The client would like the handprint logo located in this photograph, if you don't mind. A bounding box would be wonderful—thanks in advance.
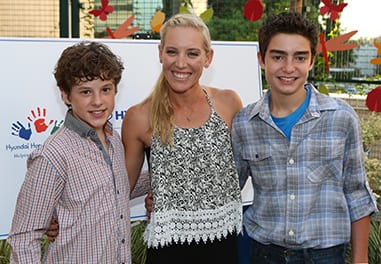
[50,120,64,135]
[10,106,62,141]
[11,121,32,140]
[27,107,53,133]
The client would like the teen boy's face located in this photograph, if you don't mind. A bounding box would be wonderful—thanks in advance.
[61,78,116,136]
[259,33,314,97]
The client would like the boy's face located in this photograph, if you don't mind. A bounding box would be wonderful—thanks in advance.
[61,78,116,137]
[258,33,314,97]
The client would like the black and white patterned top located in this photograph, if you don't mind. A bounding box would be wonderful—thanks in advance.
[144,89,242,248]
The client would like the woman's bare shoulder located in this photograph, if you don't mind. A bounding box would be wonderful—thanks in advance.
[122,101,151,135]
[207,87,243,109]
[125,101,150,120]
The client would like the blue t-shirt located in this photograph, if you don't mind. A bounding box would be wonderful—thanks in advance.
[271,87,311,140]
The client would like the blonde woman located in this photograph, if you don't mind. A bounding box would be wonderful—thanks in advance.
[122,14,243,264]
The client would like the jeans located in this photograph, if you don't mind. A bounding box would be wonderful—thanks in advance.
[238,206,253,264]
[251,239,347,264]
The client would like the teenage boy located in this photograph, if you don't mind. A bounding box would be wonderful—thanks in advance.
[8,41,138,263]
[232,12,378,263]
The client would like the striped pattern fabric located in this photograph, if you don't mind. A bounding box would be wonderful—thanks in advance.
[8,111,132,264]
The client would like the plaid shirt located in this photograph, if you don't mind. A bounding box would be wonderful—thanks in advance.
[232,84,378,249]
[8,111,132,263]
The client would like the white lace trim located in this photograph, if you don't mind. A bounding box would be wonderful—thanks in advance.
[143,201,242,248]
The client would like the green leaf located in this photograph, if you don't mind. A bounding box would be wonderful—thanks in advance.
[318,84,329,95]
[200,8,214,23]
[179,6,191,14]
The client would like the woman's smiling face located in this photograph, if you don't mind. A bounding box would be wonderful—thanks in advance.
[159,26,213,94]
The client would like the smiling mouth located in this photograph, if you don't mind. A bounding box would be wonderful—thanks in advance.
[90,110,105,117]
[279,77,297,81]
[173,71,191,79]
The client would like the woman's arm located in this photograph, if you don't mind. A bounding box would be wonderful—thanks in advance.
[121,104,149,193]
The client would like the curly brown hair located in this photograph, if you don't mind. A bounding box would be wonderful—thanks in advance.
[54,41,124,98]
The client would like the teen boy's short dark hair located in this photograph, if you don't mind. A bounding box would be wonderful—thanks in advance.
[258,12,318,61]
[54,41,124,95]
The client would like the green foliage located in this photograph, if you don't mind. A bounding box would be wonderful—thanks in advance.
[209,16,261,41]
[208,0,260,41]
[81,0,95,38]
[369,217,381,264]
[317,84,330,95]
[199,8,214,24]
[0,240,10,264]
[262,0,290,17]
[360,113,381,151]
[178,0,214,24]
[361,113,381,264]
[131,221,147,264]
[365,157,381,201]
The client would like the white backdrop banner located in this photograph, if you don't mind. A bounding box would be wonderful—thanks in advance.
[0,38,262,238]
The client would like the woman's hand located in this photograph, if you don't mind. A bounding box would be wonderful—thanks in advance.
[45,217,59,242]
[144,190,153,220]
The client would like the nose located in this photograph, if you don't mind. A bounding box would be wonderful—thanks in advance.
[92,91,102,106]
[175,54,186,68]
[283,58,295,73]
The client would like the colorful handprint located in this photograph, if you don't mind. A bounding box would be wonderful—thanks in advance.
[51,120,64,135]
[11,121,32,140]
[27,107,53,133]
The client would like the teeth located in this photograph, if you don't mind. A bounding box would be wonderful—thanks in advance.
[173,72,189,79]
[280,77,295,81]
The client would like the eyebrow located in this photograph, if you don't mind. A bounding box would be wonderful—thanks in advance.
[269,49,310,56]
[165,46,200,50]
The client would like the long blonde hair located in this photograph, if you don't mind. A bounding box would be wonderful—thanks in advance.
[145,13,212,146]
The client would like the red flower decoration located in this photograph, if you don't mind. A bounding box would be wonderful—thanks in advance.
[366,86,381,112]
[320,0,347,21]
[243,0,264,22]
[89,0,114,21]
[317,31,358,73]
[104,15,139,39]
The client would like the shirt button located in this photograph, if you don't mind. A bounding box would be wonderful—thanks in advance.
[290,194,295,200]
[121,238,125,243]
[120,215,123,219]
[288,230,295,236]
[289,159,295,164]
[117,190,120,194]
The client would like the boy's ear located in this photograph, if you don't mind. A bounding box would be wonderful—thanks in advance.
[257,51,265,69]
[309,56,316,70]
[60,89,71,105]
